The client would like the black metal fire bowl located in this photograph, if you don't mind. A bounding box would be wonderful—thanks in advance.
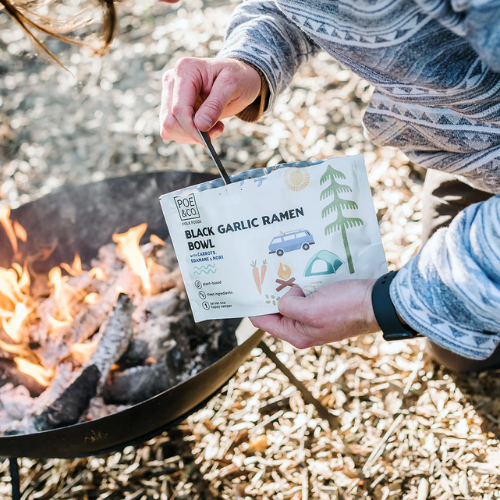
[0,171,264,459]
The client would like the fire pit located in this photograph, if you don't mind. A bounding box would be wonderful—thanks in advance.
[0,171,264,498]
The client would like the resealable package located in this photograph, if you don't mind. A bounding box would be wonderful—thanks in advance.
[160,155,387,322]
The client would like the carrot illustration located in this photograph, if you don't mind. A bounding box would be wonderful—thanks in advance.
[251,260,262,294]
[260,260,267,285]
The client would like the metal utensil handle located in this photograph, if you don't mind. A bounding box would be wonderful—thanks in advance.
[195,127,231,185]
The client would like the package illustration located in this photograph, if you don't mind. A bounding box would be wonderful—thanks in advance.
[160,155,387,322]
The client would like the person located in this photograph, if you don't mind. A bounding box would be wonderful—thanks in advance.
[159,0,500,371]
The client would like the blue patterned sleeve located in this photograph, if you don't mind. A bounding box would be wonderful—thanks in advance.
[413,0,500,72]
[217,0,321,111]
[390,195,500,359]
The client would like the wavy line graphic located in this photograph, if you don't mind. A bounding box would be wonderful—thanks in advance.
[193,265,217,275]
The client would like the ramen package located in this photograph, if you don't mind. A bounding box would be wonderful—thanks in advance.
[160,155,387,322]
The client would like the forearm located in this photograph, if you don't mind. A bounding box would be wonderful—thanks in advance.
[218,0,320,117]
[391,195,500,359]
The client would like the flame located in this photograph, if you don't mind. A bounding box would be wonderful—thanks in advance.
[2,302,29,343]
[278,263,292,280]
[0,267,29,306]
[84,292,100,305]
[60,253,83,277]
[13,221,27,242]
[70,340,97,364]
[89,267,107,281]
[48,267,73,322]
[12,263,30,293]
[0,338,31,357]
[0,264,31,342]
[113,223,151,294]
[150,234,166,246]
[0,205,18,255]
[0,215,163,389]
[47,314,72,335]
[147,257,166,275]
[14,358,54,386]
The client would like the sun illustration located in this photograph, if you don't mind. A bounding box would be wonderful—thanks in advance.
[284,168,310,191]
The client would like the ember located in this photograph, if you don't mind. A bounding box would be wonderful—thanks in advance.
[0,210,236,435]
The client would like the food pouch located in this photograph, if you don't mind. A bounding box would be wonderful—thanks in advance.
[160,155,387,322]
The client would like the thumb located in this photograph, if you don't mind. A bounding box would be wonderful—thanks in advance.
[194,74,239,131]
[278,285,311,321]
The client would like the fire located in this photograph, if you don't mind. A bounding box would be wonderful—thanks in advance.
[0,205,18,255]
[48,267,73,322]
[47,314,72,334]
[70,340,98,364]
[13,221,27,242]
[278,262,292,280]
[60,253,83,277]
[2,302,29,343]
[84,292,100,305]
[89,267,107,281]
[150,234,166,246]
[113,223,151,294]
[0,338,31,357]
[0,206,166,391]
[0,263,32,343]
[12,263,30,292]
[0,267,28,308]
[14,358,54,386]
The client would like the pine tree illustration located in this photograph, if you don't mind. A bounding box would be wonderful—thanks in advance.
[320,164,363,274]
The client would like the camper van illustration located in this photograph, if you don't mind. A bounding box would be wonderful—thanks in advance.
[268,229,315,256]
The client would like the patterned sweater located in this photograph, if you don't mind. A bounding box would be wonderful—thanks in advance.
[218,0,500,359]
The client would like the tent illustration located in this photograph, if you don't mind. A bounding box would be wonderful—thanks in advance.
[304,250,344,277]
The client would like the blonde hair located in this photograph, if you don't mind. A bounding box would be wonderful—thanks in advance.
[0,0,117,66]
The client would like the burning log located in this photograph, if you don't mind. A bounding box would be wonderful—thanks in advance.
[35,268,140,368]
[0,359,46,396]
[118,339,149,368]
[151,269,183,295]
[32,294,134,431]
[0,208,237,435]
[102,363,170,405]
[32,365,100,431]
[134,315,189,366]
[133,287,182,323]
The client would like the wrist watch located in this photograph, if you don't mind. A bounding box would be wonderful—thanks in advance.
[372,271,422,341]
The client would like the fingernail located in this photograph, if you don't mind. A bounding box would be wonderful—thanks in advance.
[196,114,213,130]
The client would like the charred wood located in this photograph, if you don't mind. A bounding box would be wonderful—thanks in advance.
[32,365,100,431]
[32,294,134,431]
[0,359,46,396]
[102,363,170,405]
[133,288,181,323]
[118,339,150,368]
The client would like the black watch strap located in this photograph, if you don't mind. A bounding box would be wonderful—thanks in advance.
[372,271,422,341]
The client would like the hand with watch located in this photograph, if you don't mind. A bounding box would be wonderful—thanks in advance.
[250,272,421,349]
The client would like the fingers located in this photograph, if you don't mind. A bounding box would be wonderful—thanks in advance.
[193,71,239,132]
[250,313,283,333]
[250,314,314,350]
[171,59,204,143]
[161,58,263,145]
[162,59,230,144]
[277,285,318,324]
[160,69,199,144]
